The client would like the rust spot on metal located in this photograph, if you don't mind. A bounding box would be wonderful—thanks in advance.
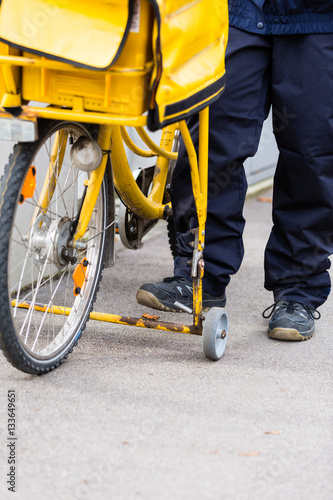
[115,315,202,335]
[142,313,160,320]
[153,166,161,177]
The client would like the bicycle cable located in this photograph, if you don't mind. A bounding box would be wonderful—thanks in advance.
[82,217,118,244]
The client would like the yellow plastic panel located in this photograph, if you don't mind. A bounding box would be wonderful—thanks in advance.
[0,0,131,69]
[148,0,228,129]
[22,63,152,116]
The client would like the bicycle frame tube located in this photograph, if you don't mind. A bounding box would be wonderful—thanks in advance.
[120,126,156,158]
[38,130,68,214]
[120,123,178,206]
[198,107,209,227]
[135,127,178,161]
[111,125,166,220]
[178,107,209,329]
[72,123,178,244]
[148,123,178,205]
[73,124,112,245]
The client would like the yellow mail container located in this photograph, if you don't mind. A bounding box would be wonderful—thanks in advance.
[0,0,228,129]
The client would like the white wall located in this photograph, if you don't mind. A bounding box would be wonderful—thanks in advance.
[244,110,278,186]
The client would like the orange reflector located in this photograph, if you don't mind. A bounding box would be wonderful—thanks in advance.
[73,258,89,296]
[19,166,36,204]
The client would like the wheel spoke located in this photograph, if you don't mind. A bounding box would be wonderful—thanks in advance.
[20,244,53,342]
[31,267,67,352]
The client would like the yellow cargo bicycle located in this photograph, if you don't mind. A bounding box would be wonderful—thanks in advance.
[0,0,229,374]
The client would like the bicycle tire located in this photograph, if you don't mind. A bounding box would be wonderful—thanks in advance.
[166,217,178,259]
[0,119,110,374]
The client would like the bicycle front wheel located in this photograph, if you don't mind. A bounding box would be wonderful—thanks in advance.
[0,119,109,374]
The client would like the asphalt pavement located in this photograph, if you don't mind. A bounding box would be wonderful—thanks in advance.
[0,190,332,500]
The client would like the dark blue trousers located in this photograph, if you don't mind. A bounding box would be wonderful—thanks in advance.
[172,27,333,309]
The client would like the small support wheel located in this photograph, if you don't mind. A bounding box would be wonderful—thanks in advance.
[202,307,229,361]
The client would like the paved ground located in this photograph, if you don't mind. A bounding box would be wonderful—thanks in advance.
[0,191,332,500]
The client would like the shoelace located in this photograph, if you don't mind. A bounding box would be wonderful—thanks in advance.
[262,300,321,320]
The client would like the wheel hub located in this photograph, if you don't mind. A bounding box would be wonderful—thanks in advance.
[30,215,76,268]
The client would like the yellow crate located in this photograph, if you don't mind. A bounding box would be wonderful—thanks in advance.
[21,0,153,116]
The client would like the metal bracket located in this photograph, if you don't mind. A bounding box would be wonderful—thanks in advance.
[190,228,203,278]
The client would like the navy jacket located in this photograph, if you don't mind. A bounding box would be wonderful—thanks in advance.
[229,0,333,35]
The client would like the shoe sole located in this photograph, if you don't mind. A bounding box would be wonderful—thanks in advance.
[136,290,181,312]
[268,327,313,341]
[136,290,219,313]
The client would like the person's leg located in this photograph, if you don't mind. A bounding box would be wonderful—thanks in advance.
[137,28,272,312]
[172,28,272,297]
[266,33,333,309]
[264,33,333,339]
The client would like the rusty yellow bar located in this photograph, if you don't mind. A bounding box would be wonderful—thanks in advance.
[179,109,210,329]
[12,301,200,335]
[90,312,198,334]
[191,109,210,327]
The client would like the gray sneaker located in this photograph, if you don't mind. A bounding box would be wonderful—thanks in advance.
[136,276,226,313]
[263,300,321,341]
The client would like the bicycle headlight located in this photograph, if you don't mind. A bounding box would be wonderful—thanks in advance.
[70,136,103,172]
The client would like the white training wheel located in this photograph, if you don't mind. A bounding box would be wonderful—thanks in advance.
[202,307,229,361]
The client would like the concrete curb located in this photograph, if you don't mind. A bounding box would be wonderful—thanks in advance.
[246,177,273,199]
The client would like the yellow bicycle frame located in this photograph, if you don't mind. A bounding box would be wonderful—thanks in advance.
[0,39,210,334]
[13,108,209,334]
